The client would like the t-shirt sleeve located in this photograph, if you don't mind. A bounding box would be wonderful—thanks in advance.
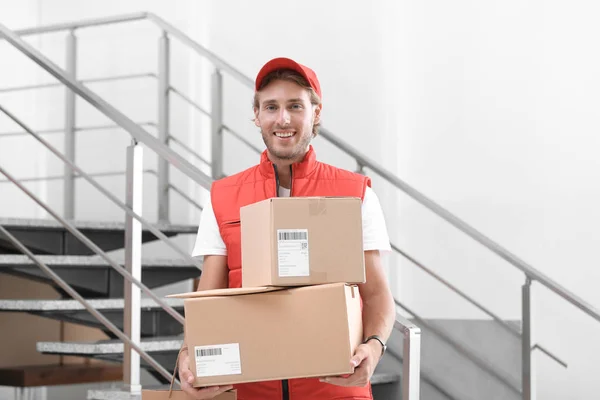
[361,186,392,253]
[191,197,227,257]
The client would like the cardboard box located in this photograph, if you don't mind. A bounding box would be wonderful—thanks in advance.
[240,197,365,287]
[168,282,363,387]
[142,389,236,399]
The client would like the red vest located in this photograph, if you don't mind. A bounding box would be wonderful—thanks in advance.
[211,146,373,400]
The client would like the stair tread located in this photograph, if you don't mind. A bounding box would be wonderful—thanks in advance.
[0,297,184,311]
[37,336,183,354]
[370,371,401,385]
[0,254,198,268]
[0,217,197,233]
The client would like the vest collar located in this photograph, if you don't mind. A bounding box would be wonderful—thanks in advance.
[258,145,318,179]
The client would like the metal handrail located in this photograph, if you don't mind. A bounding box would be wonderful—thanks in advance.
[13,12,149,36]
[0,104,202,271]
[0,21,213,191]
[167,135,211,167]
[394,313,421,400]
[6,14,600,325]
[5,12,596,397]
[0,164,185,326]
[168,86,263,155]
[0,72,156,94]
[168,86,211,118]
[0,224,176,383]
[0,122,156,138]
[392,243,568,368]
[0,169,155,184]
[142,13,600,323]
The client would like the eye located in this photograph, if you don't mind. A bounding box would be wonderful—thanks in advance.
[265,105,277,111]
[290,103,303,110]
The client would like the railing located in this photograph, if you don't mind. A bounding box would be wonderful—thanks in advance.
[3,11,600,400]
[0,17,424,400]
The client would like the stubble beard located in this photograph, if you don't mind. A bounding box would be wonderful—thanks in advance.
[261,129,313,161]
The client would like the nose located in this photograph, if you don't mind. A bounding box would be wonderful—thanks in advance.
[276,108,291,126]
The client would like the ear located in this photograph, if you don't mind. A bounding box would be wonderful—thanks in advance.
[313,104,322,125]
[253,107,261,127]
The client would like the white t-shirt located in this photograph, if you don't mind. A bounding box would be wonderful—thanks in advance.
[191,186,392,257]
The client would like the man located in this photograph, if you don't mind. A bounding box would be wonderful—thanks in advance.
[178,57,396,400]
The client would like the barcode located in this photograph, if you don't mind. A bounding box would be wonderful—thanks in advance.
[278,231,308,241]
[196,348,222,357]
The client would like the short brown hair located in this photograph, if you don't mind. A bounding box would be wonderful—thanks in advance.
[253,69,322,137]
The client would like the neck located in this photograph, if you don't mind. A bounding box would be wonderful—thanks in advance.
[268,150,307,189]
[271,159,293,189]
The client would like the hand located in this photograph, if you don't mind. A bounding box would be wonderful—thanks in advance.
[178,347,234,399]
[319,341,382,387]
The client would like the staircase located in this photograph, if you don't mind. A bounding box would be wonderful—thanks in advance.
[1,11,599,400]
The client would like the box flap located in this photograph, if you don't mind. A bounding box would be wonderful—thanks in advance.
[166,286,284,299]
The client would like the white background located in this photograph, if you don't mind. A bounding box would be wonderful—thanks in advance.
[0,1,598,399]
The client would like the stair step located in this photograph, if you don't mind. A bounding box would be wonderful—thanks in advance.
[0,297,184,312]
[369,371,400,385]
[0,255,201,298]
[0,254,196,268]
[0,217,196,233]
[37,336,183,355]
[0,363,122,387]
[0,298,185,337]
[0,217,197,256]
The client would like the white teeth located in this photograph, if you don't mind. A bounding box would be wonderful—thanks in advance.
[275,132,294,138]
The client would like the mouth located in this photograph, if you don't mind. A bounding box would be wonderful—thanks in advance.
[273,131,296,139]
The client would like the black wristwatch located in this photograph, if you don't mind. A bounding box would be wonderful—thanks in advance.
[363,335,386,356]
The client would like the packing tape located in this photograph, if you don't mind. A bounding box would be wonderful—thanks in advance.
[308,198,327,216]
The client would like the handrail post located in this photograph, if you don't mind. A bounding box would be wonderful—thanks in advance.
[355,160,365,175]
[522,277,536,400]
[401,323,421,399]
[157,31,170,223]
[124,140,143,394]
[63,29,77,219]
[211,69,223,179]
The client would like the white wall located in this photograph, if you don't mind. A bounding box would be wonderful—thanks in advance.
[388,1,600,399]
[1,1,599,399]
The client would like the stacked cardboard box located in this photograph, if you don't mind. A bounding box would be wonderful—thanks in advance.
[170,197,366,390]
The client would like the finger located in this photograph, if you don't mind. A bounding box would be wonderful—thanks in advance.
[195,385,234,399]
[212,385,235,396]
[320,376,352,387]
[321,367,368,387]
[351,345,370,367]
[181,369,195,384]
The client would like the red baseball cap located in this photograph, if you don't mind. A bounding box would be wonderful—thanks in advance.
[255,57,322,100]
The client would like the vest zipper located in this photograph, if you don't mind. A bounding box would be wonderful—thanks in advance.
[289,165,293,196]
[282,379,290,400]
[273,163,290,399]
[273,164,281,197]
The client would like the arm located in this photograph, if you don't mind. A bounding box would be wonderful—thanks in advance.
[195,255,229,291]
[321,250,396,387]
[359,250,396,353]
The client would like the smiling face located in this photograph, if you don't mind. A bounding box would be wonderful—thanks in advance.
[253,75,322,163]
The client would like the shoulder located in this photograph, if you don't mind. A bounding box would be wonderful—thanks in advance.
[315,161,371,183]
[211,164,265,192]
